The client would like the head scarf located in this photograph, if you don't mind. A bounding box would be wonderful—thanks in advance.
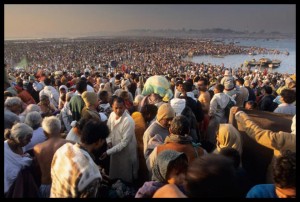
[152,150,187,183]
[142,75,173,102]
[216,124,242,156]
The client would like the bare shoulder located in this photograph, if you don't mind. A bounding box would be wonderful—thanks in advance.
[153,184,187,198]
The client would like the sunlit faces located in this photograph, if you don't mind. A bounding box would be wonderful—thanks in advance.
[160,117,174,128]
[198,81,207,91]
[177,84,184,93]
[59,88,66,94]
[112,101,126,117]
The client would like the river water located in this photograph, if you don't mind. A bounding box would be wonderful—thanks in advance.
[186,38,295,74]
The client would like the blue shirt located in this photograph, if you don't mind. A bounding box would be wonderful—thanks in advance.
[246,184,278,198]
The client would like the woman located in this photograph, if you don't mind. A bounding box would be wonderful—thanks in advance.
[4,123,33,194]
[135,150,188,198]
[214,123,243,161]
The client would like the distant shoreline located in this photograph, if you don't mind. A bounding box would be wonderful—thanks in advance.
[5,33,295,42]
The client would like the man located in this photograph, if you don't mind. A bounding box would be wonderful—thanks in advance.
[197,77,211,140]
[258,85,277,112]
[50,119,109,198]
[33,116,69,198]
[235,77,249,107]
[27,75,40,103]
[179,81,204,124]
[148,115,206,174]
[81,91,101,121]
[100,97,138,183]
[197,78,211,114]
[244,79,256,102]
[174,80,184,98]
[232,107,295,183]
[246,150,296,198]
[143,103,175,160]
[206,84,236,150]
[220,69,236,98]
[69,79,87,121]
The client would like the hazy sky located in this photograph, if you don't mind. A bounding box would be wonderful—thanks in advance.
[5,4,295,39]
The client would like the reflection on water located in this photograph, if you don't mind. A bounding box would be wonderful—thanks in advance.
[187,38,295,74]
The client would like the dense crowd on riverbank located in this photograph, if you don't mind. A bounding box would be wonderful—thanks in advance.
[4,37,296,198]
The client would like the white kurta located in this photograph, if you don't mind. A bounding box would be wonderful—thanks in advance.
[106,111,138,183]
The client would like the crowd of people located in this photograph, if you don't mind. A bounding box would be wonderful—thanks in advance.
[4,37,296,198]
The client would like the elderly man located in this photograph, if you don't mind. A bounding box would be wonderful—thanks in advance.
[4,97,23,129]
[33,116,69,198]
[143,103,175,161]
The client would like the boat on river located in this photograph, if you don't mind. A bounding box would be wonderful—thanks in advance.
[244,58,281,68]
[258,57,272,66]
[271,59,282,68]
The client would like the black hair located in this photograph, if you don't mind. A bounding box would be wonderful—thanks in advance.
[76,80,87,94]
[219,147,241,169]
[98,90,108,100]
[214,84,225,93]
[273,150,296,189]
[183,81,193,92]
[141,104,158,122]
[185,154,238,197]
[263,85,272,94]
[198,77,208,86]
[113,96,125,105]
[236,78,244,85]
[44,77,52,86]
[80,120,109,145]
[280,89,296,104]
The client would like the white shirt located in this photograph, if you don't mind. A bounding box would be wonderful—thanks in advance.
[22,127,47,152]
